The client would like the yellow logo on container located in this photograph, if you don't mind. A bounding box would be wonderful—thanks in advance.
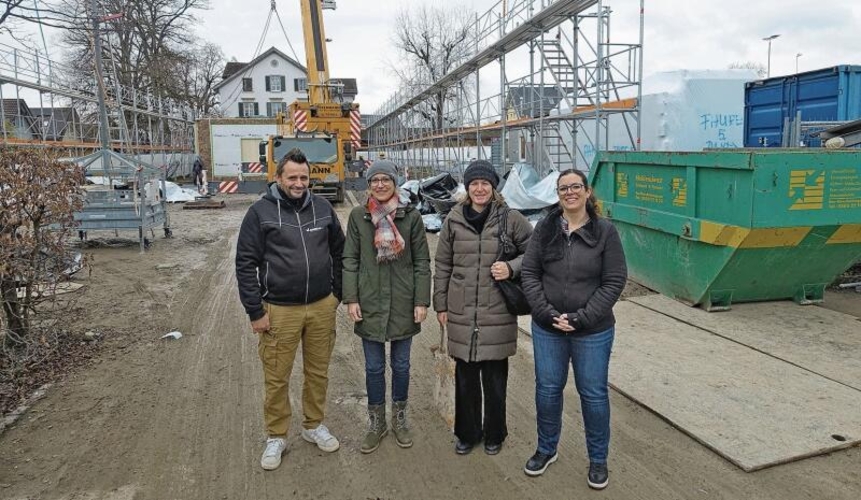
[616,173,629,197]
[672,178,687,207]
[789,170,825,210]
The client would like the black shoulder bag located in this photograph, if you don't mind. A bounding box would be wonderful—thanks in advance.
[494,209,531,315]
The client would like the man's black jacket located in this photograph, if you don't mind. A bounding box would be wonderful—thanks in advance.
[235,183,345,321]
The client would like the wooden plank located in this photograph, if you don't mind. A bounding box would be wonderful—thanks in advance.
[628,295,861,391]
[182,200,226,210]
[611,300,861,472]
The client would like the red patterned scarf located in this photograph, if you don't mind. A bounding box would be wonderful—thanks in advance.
[368,195,405,262]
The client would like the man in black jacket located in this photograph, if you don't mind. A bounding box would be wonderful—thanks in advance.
[235,148,345,471]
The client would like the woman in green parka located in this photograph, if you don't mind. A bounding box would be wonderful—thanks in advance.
[342,159,431,454]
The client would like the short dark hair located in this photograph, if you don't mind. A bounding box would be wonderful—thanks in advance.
[276,148,309,176]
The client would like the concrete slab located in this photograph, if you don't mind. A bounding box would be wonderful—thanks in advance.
[628,295,861,391]
[611,300,861,472]
[517,315,532,336]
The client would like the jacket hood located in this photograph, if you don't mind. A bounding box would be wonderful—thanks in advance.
[541,206,599,248]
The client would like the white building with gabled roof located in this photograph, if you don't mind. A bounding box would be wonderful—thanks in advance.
[214,47,308,118]
[214,46,359,118]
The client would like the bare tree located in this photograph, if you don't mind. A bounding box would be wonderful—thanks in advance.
[392,5,474,131]
[164,42,224,116]
[0,148,85,348]
[59,0,209,103]
[729,61,767,78]
[0,0,27,28]
[0,0,80,38]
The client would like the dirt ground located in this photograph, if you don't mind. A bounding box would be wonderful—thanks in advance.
[0,194,859,500]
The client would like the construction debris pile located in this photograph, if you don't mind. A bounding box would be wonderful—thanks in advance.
[399,164,560,232]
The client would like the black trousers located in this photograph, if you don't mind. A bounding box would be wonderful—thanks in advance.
[454,358,509,445]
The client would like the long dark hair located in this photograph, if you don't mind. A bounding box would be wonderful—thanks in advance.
[557,169,601,219]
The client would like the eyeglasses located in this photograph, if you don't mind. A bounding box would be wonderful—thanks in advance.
[557,183,585,194]
[369,177,393,186]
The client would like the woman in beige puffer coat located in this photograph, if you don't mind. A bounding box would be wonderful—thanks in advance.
[433,160,532,456]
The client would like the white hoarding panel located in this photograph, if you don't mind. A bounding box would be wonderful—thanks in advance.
[210,124,277,177]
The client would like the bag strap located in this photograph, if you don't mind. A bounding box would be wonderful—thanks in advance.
[496,207,510,261]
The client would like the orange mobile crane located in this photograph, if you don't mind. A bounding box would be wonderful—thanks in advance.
[260,0,361,203]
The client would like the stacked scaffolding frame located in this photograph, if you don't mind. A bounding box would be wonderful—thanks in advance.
[0,40,195,176]
[367,0,643,178]
[0,2,196,251]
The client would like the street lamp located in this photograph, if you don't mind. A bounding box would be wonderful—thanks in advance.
[763,34,780,78]
[796,53,803,74]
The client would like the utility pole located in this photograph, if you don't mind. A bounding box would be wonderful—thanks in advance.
[763,34,780,78]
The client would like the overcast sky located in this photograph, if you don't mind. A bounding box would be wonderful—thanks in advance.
[5,0,861,113]
[194,0,861,112]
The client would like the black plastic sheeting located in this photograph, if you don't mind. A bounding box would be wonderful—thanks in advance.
[398,169,554,232]
[418,173,460,215]
[399,173,462,216]
[396,174,462,233]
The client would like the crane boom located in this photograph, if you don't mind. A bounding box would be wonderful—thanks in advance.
[261,0,362,204]
[300,0,331,105]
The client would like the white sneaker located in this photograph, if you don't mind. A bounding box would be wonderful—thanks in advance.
[260,437,287,470]
[301,424,340,452]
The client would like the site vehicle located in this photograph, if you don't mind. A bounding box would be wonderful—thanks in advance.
[260,0,361,203]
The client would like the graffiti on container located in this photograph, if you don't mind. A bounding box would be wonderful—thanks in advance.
[700,113,742,149]
[700,114,743,130]
[634,174,665,204]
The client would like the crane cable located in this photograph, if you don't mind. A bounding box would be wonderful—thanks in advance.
[218,3,276,110]
[220,1,305,113]
[273,5,302,65]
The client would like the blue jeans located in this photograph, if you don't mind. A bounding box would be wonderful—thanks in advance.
[362,337,413,406]
[532,322,614,464]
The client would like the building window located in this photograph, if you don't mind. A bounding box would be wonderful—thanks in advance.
[238,102,259,117]
[294,78,308,92]
[267,102,286,117]
[242,78,253,92]
[266,75,286,93]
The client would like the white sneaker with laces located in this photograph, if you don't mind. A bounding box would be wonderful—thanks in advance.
[260,437,287,470]
[301,424,340,452]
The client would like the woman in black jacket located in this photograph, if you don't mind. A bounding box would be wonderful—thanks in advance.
[520,169,627,489]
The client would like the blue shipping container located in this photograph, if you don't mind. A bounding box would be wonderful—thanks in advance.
[744,65,861,147]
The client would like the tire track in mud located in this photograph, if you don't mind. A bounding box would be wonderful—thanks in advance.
[3,198,860,500]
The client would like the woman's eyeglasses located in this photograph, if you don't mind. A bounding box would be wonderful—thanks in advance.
[557,183,585,194]
[369,177,394,186]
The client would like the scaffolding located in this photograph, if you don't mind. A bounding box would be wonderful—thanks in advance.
[0,2,197,251]
[0,36,195,177]
[366,0,643,178]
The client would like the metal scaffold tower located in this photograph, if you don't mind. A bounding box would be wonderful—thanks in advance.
[366,0,644,178]
[0,0,197,252]
[0,4,196,177]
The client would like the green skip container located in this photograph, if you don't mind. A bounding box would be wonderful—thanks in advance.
[590,150,861,311]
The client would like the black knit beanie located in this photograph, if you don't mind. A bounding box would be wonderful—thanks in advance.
[462,160,499,190]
